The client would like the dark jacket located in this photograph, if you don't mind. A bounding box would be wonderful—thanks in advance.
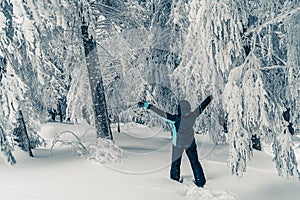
[148,96,213,148]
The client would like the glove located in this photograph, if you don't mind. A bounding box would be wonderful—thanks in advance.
[207,95,213,101]
[138,101,150,109]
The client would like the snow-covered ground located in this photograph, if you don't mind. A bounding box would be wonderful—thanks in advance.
[1,121,300,200]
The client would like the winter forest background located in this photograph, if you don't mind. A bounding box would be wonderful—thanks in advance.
[0,0,300,181]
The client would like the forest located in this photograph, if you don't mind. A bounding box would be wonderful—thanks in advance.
[0,0,300,183]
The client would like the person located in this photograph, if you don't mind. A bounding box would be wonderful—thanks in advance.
[138,95,213,187]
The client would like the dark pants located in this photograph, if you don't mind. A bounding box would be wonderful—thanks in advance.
[170,140,206,187]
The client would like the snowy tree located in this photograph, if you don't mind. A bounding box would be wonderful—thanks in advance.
[114,0,178,125]
[224,54,276,177]
[0,124,16,165]
[273,128,300,180]
[0,0,80,163]
[80,15,112,139]
[33,0,83,116]
[240,0,300,179]
[286,8,300,133]
[171,0,248,143]
[66,0,141,128]
[67,67,95,125]
[81,0,177,128]
[169,0,300,179]
[0,0,44,162]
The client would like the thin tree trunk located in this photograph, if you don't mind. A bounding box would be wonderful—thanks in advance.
[116,114,120,133]
[17,110,34,157]
[81,18,113,140]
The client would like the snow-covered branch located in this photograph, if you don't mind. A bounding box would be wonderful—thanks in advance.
[244,6,300,36]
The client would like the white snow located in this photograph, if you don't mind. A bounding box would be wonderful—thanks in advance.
[0,12,5,31]
[1,122,300,200]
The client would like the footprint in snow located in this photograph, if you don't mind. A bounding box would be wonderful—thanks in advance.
[180,183,237,200]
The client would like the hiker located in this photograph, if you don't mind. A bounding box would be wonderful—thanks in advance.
[138,95,213,187]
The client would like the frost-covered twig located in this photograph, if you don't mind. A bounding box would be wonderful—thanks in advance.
[51,130,88,156]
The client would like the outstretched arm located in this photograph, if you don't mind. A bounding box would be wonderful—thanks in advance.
[192,95,213,117]
[138,102,176,121]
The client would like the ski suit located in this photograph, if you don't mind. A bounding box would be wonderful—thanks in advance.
[144,95,213,187]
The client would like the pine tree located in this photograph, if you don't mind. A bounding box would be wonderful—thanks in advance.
[273,128,300,180]
[0,124,16,165]
[171,0,248,143]
[169,0,300,179]
[1,0,80,163]
[243,0,300,179]
[224,54,275,177]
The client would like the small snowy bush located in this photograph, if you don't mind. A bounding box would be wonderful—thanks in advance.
[88,138,124,164]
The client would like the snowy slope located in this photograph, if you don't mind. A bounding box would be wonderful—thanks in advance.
[1,122,300,200]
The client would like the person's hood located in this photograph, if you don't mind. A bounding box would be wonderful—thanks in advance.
[178,100,191,116]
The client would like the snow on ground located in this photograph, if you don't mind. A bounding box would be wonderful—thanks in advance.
[1,121,300,200]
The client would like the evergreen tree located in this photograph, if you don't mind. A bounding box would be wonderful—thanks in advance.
[0,0,78,163]
[0,124,16,165]
[170,0,300,179]
[242,0,300,179]
[171,0,248,143]
[224,54,275,177]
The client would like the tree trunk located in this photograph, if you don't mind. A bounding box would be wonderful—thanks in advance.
[14,110,34,157]
[81,18,113,140]
[116,114,120,133]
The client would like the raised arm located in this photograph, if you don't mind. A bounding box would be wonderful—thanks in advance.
[138,102,176,121]
[192,95,213,117]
